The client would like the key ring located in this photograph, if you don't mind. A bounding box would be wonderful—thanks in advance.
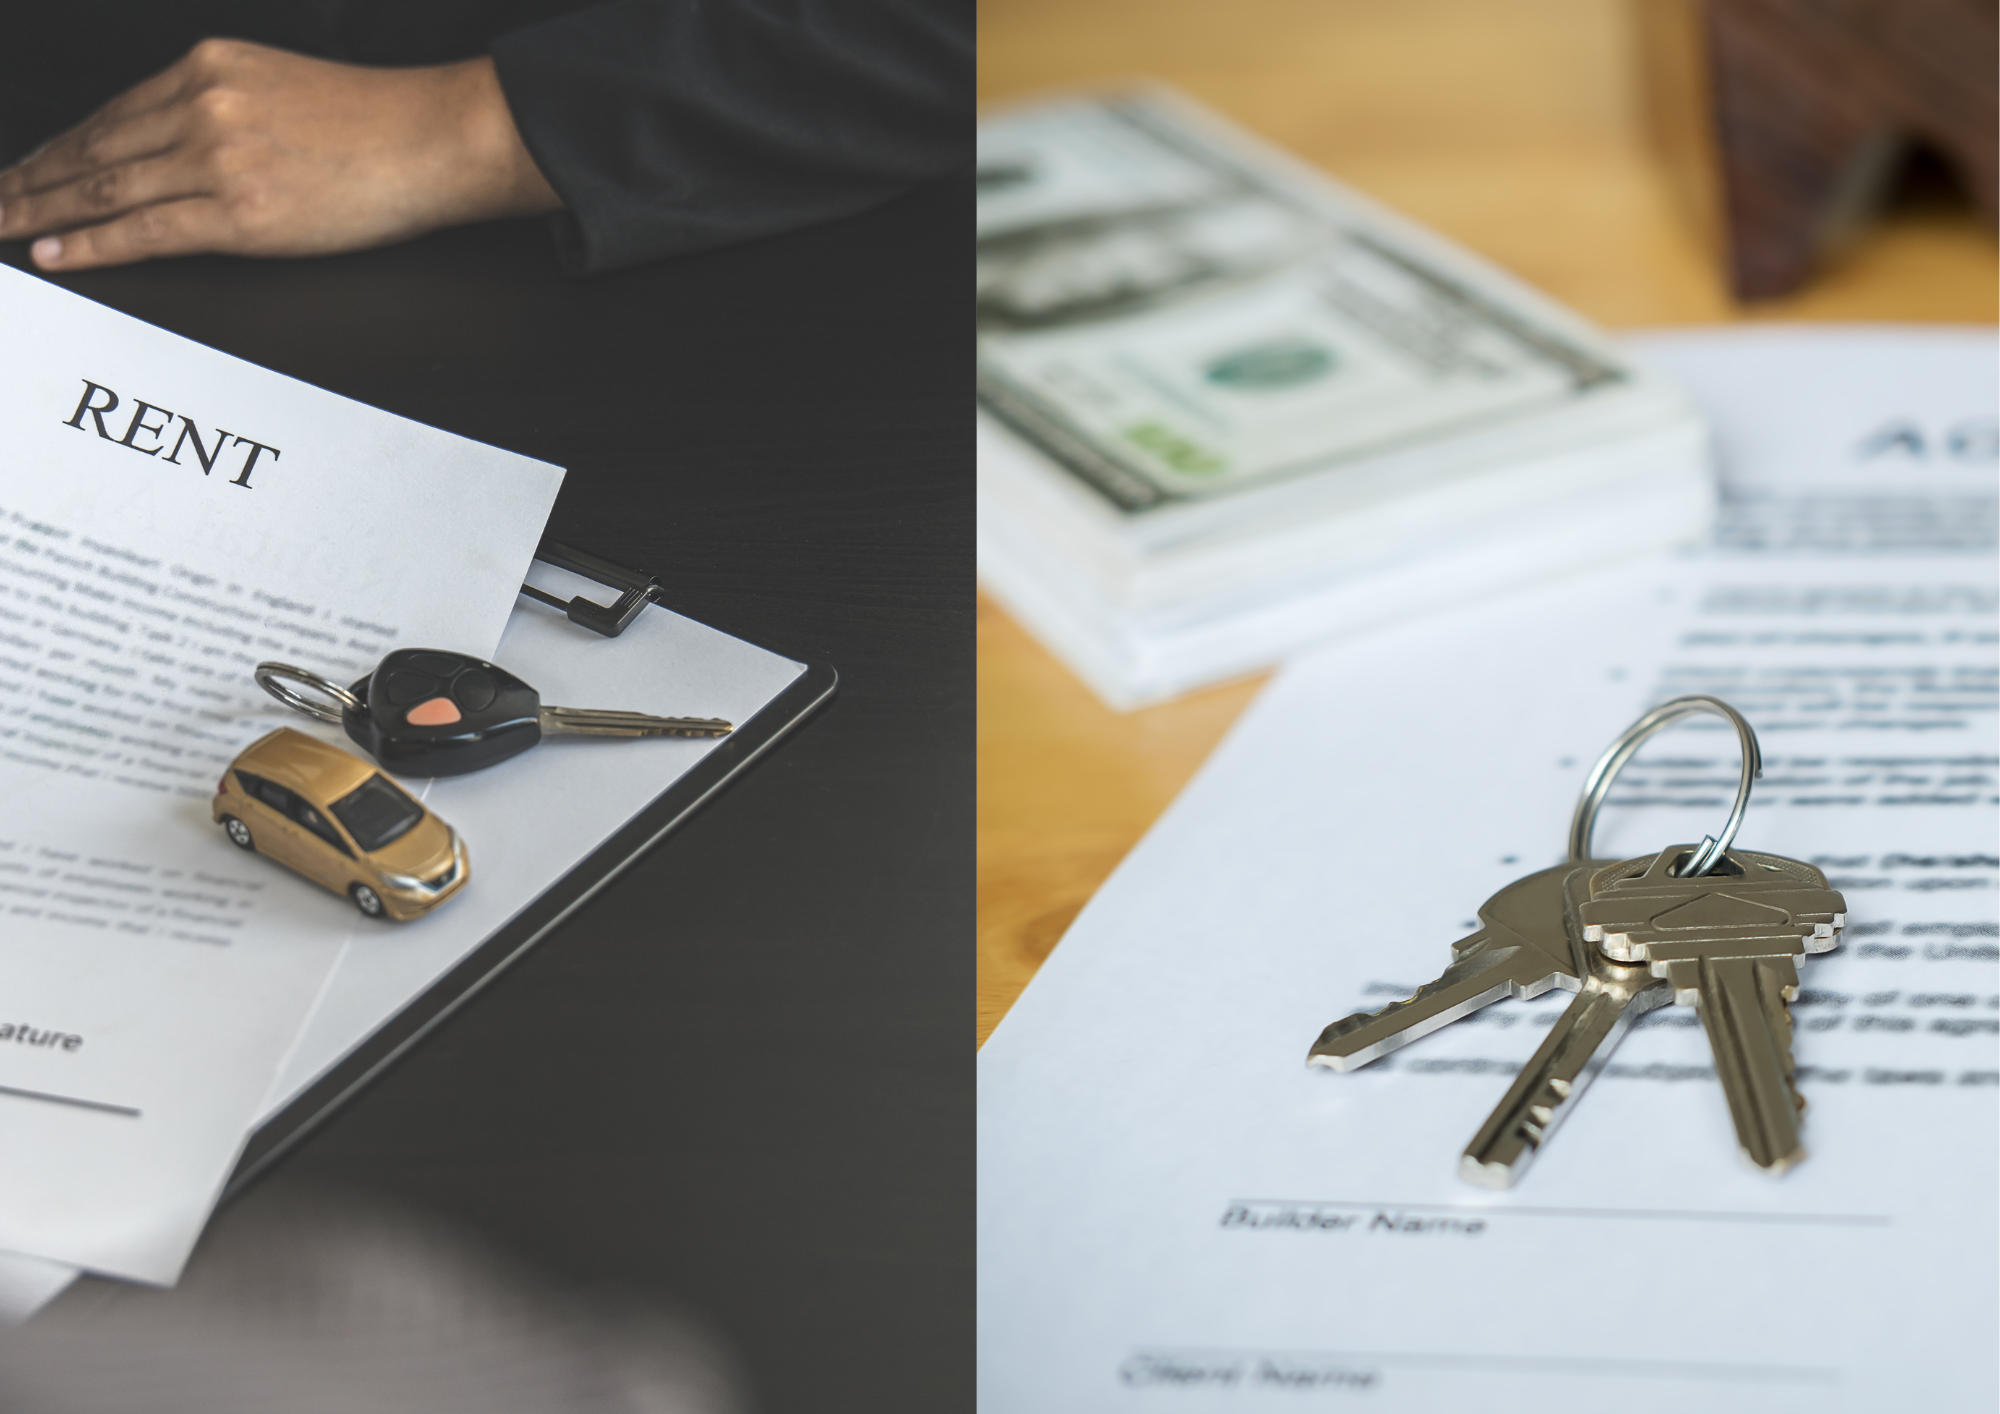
[1567,695,1761,879]
[254,661,362,726]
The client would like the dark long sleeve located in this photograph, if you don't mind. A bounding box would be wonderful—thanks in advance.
[491,0,972,274]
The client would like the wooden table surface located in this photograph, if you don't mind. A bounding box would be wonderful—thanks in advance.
[976,0,1998,1044]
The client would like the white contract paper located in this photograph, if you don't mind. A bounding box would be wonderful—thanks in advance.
[979,327,1998,1411]
[0,265,563,1283]
[0,568,809,1320]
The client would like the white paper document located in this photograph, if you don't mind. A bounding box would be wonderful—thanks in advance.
[0,265,563,1283]
[0,570,808,1318]
[0,1253,78,1326]
[979,327,1998,1410]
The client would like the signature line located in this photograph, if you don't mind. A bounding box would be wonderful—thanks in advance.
[0,1083,140,1117]
[1230,1198,1890,1227]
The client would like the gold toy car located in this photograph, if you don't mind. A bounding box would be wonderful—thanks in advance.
[213,727,469,921]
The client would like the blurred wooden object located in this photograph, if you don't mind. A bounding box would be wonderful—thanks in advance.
[1640,0,1999,299]
[978,0,1997,1046]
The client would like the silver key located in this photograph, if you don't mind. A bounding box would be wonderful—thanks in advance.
[538,705,732,739]
[1581,846,1845,1174]
[1460,865,1671,1188]
[1308,863,1584,1073]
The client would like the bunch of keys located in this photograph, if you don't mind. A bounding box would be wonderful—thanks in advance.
[1308,696,1845,1186]
[255,649,734,777]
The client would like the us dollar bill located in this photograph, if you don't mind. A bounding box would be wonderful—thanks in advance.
[977,93,1624,514]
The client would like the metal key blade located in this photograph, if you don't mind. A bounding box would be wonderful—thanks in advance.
[1310,952,1536,1072]
[538,706,734,739]
[1581,846,1844,1175]
[1308,863,1584,1073]
[1664,954,1808,1173]
[1460,960,1669,1188]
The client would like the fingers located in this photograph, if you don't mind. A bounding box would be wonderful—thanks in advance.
[0,103,186,204]
[0,150,204,244]
[51,38,250,140]
[0,40,242,263]
[29,198,231,271]
[82,46,211,129]
[0,34,235,217]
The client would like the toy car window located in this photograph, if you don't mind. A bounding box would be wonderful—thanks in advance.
[293,803,354,857]
[255,778,295,813]
[330,774,423,853]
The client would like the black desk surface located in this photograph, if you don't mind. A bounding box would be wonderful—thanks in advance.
[3,178,971,1412]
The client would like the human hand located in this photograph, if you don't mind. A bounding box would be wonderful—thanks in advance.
[0,40,562,271]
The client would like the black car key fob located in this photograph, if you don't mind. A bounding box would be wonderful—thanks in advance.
[253,648,734,778]
[344,649,544,777]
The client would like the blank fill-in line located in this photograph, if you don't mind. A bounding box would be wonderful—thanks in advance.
[1229,1198,1890,1227]
[0,1083,140,1117]
[1130,1345,1838,1386]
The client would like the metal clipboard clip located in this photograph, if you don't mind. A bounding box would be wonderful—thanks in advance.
[518,538,660,639]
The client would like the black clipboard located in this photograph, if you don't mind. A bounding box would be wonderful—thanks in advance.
[223,547,837,1196]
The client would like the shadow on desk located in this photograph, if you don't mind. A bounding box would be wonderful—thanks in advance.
[0,1185,746,1414]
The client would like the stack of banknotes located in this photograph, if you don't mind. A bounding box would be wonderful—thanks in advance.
[977,88,1713,708]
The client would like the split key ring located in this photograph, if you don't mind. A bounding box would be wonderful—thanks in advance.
[253,662,362,726]
[1567,694,1762,879]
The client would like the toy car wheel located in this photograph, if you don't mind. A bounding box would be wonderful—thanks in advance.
[350,884,386,919]
[222,816,254,851]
